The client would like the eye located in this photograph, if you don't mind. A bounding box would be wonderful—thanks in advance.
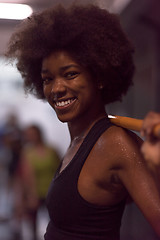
[64,71,79,80]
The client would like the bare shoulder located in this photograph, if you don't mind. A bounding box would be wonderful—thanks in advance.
[106,124,143,148]
[96,124,144,169]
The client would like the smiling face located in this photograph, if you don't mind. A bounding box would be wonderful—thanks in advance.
[41,50,104,123]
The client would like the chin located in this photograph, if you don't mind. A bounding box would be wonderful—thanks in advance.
[57,117,68,123]
[56,114,72,123]
[56,113,79,124]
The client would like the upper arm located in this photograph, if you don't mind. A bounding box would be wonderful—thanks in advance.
[113,127,160,233]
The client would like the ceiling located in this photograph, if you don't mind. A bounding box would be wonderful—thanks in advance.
[0,0,132,56]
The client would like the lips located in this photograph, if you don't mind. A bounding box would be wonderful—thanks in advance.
[54,97,77,108]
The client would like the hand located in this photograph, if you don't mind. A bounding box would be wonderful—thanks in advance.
[141,112,160,166]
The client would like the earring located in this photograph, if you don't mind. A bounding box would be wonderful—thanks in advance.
[98,85,103,90]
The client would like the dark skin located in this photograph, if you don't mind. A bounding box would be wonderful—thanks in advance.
[41,50,160,236]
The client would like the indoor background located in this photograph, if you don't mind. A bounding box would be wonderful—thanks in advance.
[0,0,160,240]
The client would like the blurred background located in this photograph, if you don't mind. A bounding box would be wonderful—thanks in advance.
[0,0,160,240]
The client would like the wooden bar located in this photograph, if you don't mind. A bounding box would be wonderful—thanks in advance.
[108,115,160,138]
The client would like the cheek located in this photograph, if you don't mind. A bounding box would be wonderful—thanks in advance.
[74,78,95,93]
[43,85,50,98]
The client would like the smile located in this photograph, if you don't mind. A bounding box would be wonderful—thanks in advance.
[55,98,76,107]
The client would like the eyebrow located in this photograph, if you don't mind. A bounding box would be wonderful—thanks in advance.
[41,64,80,75]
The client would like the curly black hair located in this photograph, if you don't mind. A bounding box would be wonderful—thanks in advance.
[5,4,135,104]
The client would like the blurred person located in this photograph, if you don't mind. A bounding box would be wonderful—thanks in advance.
[141,111,160,172]
[5,3,160,240]
[0,130,12,188]
[0,115,22,240]
[1,113,23,181]
[0,130,12,219]
[15,124,60,240]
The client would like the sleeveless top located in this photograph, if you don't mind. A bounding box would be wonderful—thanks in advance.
[45,118,126,240]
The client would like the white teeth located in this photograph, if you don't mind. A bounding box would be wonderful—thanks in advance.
[56,99,74,107]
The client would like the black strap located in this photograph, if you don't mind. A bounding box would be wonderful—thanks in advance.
[74,117,112,168]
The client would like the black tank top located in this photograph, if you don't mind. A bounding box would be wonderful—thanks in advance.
[45,118,126,240]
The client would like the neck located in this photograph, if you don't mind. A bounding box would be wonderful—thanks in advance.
[68,108,107,142]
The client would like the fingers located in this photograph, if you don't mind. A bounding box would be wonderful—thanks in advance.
[141,112,160,140]
[141,140,160,166]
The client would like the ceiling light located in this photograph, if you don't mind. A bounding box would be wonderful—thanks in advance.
[0,3,33,20]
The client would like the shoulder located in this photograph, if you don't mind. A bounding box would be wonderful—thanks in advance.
[97,124,143,151]
[107,125,143,148]
[95,124,144,168]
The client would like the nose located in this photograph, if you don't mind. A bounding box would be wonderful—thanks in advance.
[51,77,66,97]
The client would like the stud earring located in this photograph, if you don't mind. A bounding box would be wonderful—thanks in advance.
[98,85,103,90]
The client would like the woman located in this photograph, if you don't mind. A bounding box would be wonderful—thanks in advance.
[5,4,160,240]
[15,124,60,240]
